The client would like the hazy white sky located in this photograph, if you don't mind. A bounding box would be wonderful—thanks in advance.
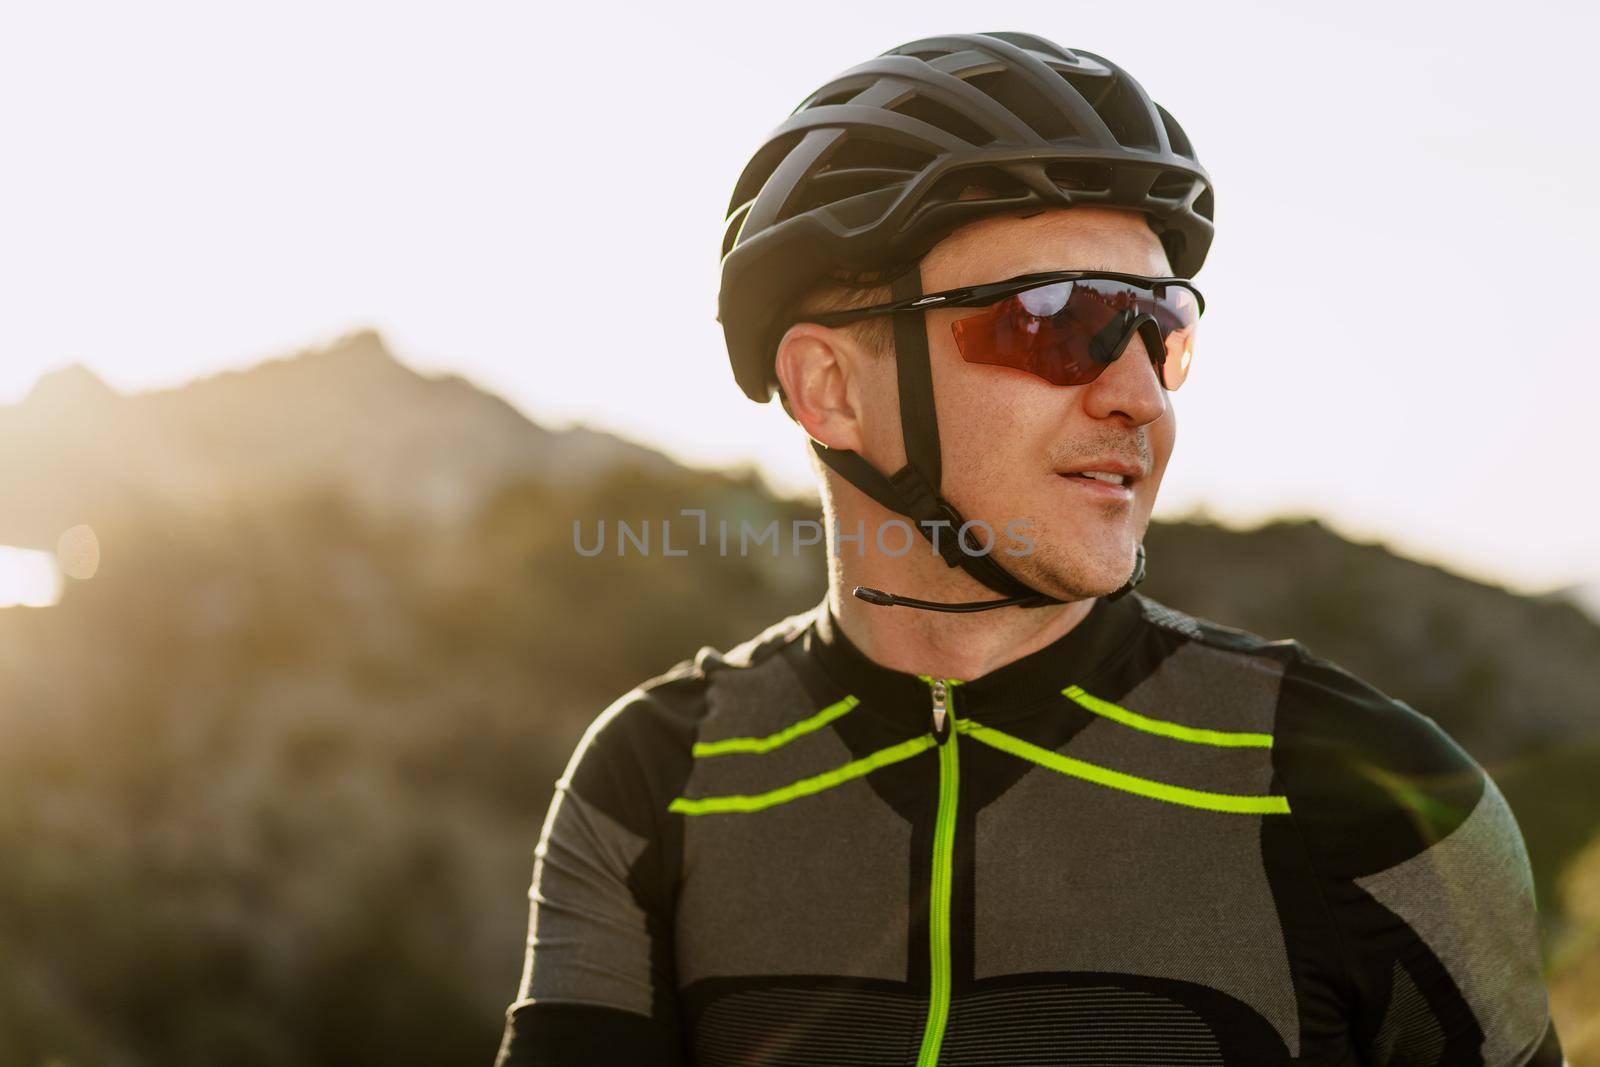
[2,0,1596,595]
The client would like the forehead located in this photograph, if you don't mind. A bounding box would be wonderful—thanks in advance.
[921,206,1172,290]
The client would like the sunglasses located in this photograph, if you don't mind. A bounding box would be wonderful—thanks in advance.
[808,270,1204,391]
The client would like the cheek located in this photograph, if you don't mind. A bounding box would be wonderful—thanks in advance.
[1132,399,1177,515]
[943,367,1056,477]
[1151,397,1177,472]
[858,359,908,457]
[930,325,1057,482]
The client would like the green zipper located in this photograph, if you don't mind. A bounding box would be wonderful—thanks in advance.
[915,676,960,1067]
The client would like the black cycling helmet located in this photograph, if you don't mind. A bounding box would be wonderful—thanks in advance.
[720,31,1213,402]
[717,32,1213,611]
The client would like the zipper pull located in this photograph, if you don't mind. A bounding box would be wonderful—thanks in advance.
[930,679,950,744]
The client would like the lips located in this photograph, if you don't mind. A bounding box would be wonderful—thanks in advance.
[1057,471,1136,502]
[1062,470,1130,486]
[1055,459,1144,486]
[1055,457,1143,503]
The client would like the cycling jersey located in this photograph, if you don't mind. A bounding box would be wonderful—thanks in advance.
[493,590,1563,1066]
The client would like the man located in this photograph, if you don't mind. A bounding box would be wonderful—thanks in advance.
[496,32,1563,1066]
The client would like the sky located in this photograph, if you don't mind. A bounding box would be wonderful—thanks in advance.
[1,0,1596,597]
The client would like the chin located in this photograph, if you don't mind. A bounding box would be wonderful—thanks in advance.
[975,488,1141,591]
[1011,537,1137,601]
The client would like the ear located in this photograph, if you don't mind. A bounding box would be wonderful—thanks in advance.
[773,322,870,454]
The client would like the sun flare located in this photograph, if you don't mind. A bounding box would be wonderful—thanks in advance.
[0,545,62,609]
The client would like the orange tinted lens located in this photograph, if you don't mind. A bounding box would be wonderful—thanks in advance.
[1154,285,1199,390]
[949,281,1124,386]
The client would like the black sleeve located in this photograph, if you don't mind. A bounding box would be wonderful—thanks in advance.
[1274,649,1562,1066]
[493,689,689,1067]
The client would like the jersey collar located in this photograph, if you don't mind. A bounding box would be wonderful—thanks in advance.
[805,591,1147,728]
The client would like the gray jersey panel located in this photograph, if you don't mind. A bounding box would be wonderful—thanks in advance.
[975,758,1300,1055]
[1354,775,1551,1066]
[515,786,655,1016]
[679,761,913,985]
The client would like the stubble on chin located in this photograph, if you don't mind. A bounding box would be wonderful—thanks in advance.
[1004,507,1141,601]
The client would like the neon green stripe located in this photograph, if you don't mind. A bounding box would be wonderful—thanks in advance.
[691,695,860,757]
[1064,684,1274,748]
[915,688,960,1067]
[959,720,1290,815]
[669,734,935,815]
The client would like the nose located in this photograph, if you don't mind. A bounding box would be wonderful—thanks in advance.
[1083,321,1168,426]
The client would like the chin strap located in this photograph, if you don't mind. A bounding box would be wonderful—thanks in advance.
[812,265,1147,613]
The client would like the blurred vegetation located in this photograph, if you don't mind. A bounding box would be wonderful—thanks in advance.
[1554,830,1600,1063]
[0,466,1595,1065]
[0,464,821,1066]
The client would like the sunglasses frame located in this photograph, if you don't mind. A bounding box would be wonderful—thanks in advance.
[805,269,1206,327]
[804,269,1204,392]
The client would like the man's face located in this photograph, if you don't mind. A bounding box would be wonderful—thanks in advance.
[912,206,1178,600]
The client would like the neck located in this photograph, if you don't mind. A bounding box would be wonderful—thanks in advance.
[824,504,1098,680]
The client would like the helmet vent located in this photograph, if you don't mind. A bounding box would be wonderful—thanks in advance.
[1156,104,1194,159]
[729,130,806,215]
[807,88,863,110]
[818,138,935,181]
[888,93,996,148]
[1149,170,1196,200]
[923,165,1029,205]
[791,166,913,217]
[1059,71,1159,150]
[962,70,1078,142]
[1045,161,1112,194]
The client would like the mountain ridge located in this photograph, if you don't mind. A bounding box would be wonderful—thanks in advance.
[0,329,677,547]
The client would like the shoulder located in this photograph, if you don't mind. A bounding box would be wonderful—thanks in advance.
[1270,639,1490,879]
[1241,619,1551,1061]
[1125,591,1309,683]
[1128,593,1495,877]
[560,606,820,824]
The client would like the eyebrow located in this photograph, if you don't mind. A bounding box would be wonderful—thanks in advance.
[1003,263,1137,277]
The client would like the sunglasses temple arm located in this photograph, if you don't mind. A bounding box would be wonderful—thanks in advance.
[809,280,1018,326]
